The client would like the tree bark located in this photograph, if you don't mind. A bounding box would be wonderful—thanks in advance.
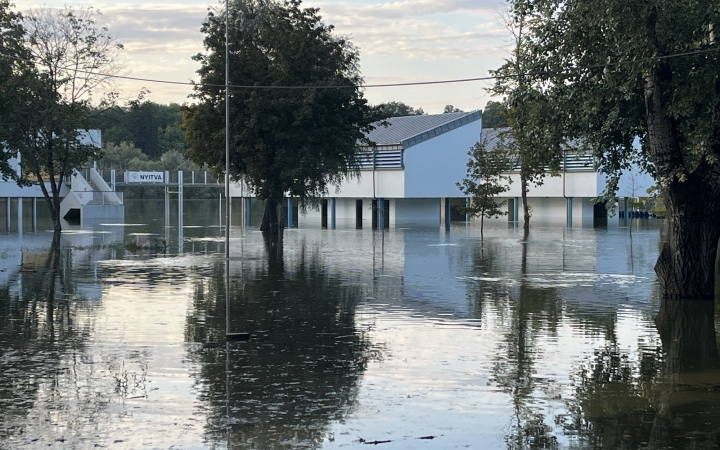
[520,173,530,230]
[645,69,720,299]
[260,199,284,236]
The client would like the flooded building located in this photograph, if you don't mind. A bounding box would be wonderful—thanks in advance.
[227,112,655,228]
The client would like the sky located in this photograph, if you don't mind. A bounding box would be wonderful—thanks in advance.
[22,0,511,113]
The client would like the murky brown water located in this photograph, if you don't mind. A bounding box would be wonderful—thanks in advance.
[1,199,719,449]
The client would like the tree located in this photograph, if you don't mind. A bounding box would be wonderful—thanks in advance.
[0,1,32,182]
[370,101,426,120]
[184,0,374,236]
[443,104,463,113]
[482,100,509,129]
[97,141,148,171]
[526,0,720,299]
[489,4,565,230]
[456,139,512,239]
[9,7,122,232]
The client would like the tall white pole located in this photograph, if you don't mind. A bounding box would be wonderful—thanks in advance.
[225,0,231,261]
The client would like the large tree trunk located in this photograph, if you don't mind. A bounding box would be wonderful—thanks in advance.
[259,199,284,236]
[655,174,720,298]
[645,69,720,298]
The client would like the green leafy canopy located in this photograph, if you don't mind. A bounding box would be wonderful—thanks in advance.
[183,0,375,204]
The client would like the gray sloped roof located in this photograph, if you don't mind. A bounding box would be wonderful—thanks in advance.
[366,110,482,149]
[480,127,511,150]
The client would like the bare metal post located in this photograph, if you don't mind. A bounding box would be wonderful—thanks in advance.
[225,0,231,262]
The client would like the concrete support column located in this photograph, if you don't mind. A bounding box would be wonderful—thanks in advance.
[444,197,451,231]
[110,169,116,191]
[287,197,293,228]
[466,197,470,223]
[330,198,336,230]
[514,197,520,223]
[245,197,252,228]
[6,197,10,231]
[17,198,22,235]
[32,197,37,231]
[566,197,573,228]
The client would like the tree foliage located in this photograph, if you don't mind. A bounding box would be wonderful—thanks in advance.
[443,104,463,113]
[489,4,565,229]
[0,1,32,181]
[6,7,123,231]
[370,101,426,120]
[184,0,374,234]
[92,100,187,158]
[457,139,512,239]
[482,100,509,129]
[522,0,720,297]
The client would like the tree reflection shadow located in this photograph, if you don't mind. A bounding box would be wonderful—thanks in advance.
[564,298,720,449]
[185,238,378,448]
[0,232,95,441]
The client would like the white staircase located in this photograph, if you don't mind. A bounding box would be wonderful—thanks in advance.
[60,168,124,225]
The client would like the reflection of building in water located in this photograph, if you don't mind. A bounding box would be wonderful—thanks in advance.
[228,225,661,319]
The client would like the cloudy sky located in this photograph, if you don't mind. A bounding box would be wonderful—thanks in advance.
[24,0,511,113]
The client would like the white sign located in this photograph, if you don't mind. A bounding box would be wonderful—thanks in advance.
[128,171,164,183]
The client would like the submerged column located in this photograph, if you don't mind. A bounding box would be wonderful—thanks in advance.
[245,197,252,228]
[330,198,336,230]
[566,197,573,228]
[164,186,170,228]
[178,171,184,252]
[32,197,37,231]
[378,197,385,229]
[17,198,22,235]
[514,197,520,224]
[466,197,470,223]
[287,197,293,228]
[5,197,10,231]
[444,197,451,231]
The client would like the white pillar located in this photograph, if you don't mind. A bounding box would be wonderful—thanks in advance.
[16,198,22,235]
[178,170,184,232]
[32,197,37,231]
[5,197,10,231]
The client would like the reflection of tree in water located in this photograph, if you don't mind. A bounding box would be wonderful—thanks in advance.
[0,236,95,441]
[563,299,720,449]
[185,239,378,448]
[474,230,563,449]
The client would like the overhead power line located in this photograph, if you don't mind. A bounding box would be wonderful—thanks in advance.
[1,47,718,91]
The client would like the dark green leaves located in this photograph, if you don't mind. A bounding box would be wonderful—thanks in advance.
[184,0,373,204]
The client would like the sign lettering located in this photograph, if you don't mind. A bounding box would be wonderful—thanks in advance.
[128,171,165,183]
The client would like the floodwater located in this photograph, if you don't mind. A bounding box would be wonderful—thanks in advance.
[1,199,720,449]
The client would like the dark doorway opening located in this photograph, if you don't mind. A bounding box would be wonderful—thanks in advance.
[321,200,328,228]
[356,199,363,229]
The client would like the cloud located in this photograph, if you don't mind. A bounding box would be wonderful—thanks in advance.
[19,0,510,108]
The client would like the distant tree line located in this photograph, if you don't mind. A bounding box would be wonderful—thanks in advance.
[91,98,187,160]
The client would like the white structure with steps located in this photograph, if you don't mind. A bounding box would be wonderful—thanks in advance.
[60,167,124,225]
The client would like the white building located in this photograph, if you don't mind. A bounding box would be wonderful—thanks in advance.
[230,111,483,227]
